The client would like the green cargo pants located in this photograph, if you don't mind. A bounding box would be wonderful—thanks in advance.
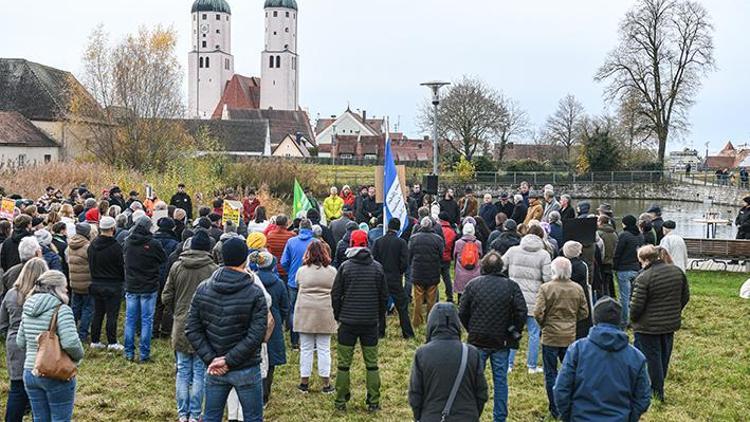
[334,323,380,408]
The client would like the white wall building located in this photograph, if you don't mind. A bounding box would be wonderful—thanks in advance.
[260,0,300,111]
[188,0,235,119]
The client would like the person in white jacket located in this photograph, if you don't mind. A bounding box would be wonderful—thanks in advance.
[502,225,552,373]
[659,221,688,272]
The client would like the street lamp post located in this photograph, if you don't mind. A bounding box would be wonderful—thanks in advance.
[420,81,450,175]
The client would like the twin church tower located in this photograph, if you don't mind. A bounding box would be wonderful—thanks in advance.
[188,0,300,118]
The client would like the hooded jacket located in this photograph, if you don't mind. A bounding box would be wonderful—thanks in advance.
[630,261,690,335]
[502,235,552,315]
[613,230,643,272]
[323,195,344,221]
[281,229,315,289]
[597,224,618,266]
[258,264,289,366]
[67,234,92,295]
[17,293,84,370]
[408,228,445,286]
[170,192,193,220]
[490,231,521,256]
[459,270,528,350]
[510,201,528,225]
[409,304,488,422]
[554,324,651,422]
[211,232,243,266]
[185,268,268,370]
[372,230,409,283]
[162,249,218,354]
[124,225,167,294]
[0,289,25,380]
[0,228,31,271]
[331,248,388,326]
[88,235,125,294]
[154,230,180,285]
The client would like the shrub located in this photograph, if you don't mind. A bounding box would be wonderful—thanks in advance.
[504,159,550,172]
[453,156,476,183]
[472,154,497,172]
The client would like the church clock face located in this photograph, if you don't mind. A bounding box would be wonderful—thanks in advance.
[200,24,209,34]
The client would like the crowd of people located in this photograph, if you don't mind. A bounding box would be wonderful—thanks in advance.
[0,180,695,421]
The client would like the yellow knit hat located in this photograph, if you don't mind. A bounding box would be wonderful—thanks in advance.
[246,232,267,249]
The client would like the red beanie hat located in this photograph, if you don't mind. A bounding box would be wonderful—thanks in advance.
[350,230,368,248]
[85,207,100,223]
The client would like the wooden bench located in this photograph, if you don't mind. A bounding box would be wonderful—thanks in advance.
[684,238,750,270]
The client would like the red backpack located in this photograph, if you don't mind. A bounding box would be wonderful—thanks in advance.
[459,240,479,270]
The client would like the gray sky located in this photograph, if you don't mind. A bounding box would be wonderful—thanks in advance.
[3,0,748,154]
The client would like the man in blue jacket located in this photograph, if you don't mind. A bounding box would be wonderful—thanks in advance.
[281,218,315,349]
[554,297,651,422]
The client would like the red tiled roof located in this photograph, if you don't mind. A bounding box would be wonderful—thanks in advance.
[314,118,335,135]
[705,156,741,169]
[211,75,261,119]
[0,111,60,147]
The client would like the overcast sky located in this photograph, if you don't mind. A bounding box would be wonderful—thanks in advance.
[3,0,748,153]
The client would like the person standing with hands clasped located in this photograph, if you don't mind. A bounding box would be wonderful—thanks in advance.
[185,238,268,422]
[534,257,589,419]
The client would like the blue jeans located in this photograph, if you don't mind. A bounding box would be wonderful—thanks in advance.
[176,352,206,420]
[617,271,638,325]
[478,348,510,422]
[542,345,568,418]
[23,369,76,422]
[288,287,299,346]
[204,365,263,422]
[508,316,541,369]
[124,292,157,361]
[5,379,30,422]
[71,293,94,341]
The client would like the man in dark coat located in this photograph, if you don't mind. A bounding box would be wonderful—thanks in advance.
[186,238,268,422]
[372,218,414,339]
[736,196,750,240]
[0,214,32,272]
[489,219,522,256]
[559,195,576,220]
[333,221,359,268]
[153,218,180,339]
[123,216,167,362]
[409,303,488,422]
[438,189,460,226]
[479,194,499,231]
[495,193,515,221]
[459,251,527,422]
[408,184,426,219]
[307,208,336,253]
[510,194,528,225]
[108,186,127,211]
[330,206,354,244]
[354,186,369,223]
[88,216,125,349]
[647,205,665,244]
[170,183,193,220]
[331,231,388,412]
[409,218,444,327]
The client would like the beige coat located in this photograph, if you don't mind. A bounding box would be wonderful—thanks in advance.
[67,234,92,295]
[293,265,338,334]
[534,278,588,347]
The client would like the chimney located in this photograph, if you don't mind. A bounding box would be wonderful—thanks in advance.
[424,135,430,141]
[362,110,367,123]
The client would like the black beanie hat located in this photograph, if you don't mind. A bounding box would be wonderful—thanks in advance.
[208,213,222,223]
[197,217,212,230]
[388,218,401,231]
[622,215,637,228]
[191,230,211,252]
[593,296,622,326]
[157,217,175,231]
[222,237,248,267]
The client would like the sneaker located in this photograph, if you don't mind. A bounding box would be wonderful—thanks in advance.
[107,343,125,352]
[527,367,544,374]
[322,385,335,395]
[90,342,106,350]
[178,418,188,422]
[507,366,513,374]
[297,383,309,394]
[367,404,381,413]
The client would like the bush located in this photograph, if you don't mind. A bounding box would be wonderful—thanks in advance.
[504,159,550,172]
[472,155,497,172]
[453,156,476,183]
[222,159,325,198]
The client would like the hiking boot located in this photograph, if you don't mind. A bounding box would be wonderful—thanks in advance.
[322,385,335,395]
[297,383,309,394]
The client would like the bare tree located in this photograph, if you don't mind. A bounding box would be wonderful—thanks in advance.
[418,76,506,160]
[544,94,586,164]
[70,25,194,171]
[616,89,656,149]
[595,0,715,163]
[496,96,531,161]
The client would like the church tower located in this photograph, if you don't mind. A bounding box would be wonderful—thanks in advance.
[188,0,234,119]
[260,0,299,111]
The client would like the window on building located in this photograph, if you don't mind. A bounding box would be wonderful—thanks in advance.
[199,57,204,68]
[273,11,278,17]
[273,31,277,35]
[364,154,377,160]
[44,154,52,163]
[18,154,26,167]
[225,58,230,70]
[284,44,288,49]
[269,56,275,68]
[216,29,220,33]
[216,14,220,20]
[205,57,210,68]
[203,34,206,38]
[341,154,353,160]
[285,27,289,33]
[215,44,220,49]
[276,56,281,68]
[292,57,296,69]
[202,41,207,48]
[286,11,290,17]
[193,15,196,21]
[227,16,229,21]
[202,14,207,20]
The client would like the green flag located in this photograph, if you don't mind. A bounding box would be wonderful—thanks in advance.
[292,179,312,218]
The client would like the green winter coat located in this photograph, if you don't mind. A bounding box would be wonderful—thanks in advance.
[17,293,84,370]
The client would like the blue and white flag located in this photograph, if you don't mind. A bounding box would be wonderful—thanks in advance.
[383,121,409,236]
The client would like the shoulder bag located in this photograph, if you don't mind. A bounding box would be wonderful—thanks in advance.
[34,304,77,381]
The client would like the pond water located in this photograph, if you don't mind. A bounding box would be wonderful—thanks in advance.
[579,199,740,240]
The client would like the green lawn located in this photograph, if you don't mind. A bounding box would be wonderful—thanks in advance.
[1,271,748,421]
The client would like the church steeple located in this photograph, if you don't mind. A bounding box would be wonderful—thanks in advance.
[260,0,299,110]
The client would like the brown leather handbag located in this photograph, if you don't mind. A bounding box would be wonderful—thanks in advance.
[33,304,78,381]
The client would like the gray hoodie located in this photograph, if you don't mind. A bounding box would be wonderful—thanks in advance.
[502,234,552,316]
[17,293,84,370]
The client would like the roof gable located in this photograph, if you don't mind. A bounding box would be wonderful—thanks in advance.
[211,75,261,119]
[223,108,315,146]
[316,109,380,141]
[273,134,310,157]
[0,111,60,147]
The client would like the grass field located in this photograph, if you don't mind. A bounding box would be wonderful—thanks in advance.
[1,271,748,421]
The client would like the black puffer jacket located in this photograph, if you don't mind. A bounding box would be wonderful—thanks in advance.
[438,198,460,225]
[186,268,268,370]
[510,202,528,225]
[630,261,690,335]
[613,230,643,272]
[409,304,488,422]
[372,231,408,283]
[736,206,750,239]
[331,248,388,326]
[124,225,167,294]
[490,231,521,255]
[458,271,528,350]
[408,229,444,286]
[88,235,125,295]
[0,228,31,271]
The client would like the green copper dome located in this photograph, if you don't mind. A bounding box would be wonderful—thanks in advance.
[264,0,298,10]
[192,0,231,14]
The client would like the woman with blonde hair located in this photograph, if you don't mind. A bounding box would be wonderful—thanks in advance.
[45,211,61,231]
[59,204,77,237]
[0,258,48,422]
[17,270,84,421]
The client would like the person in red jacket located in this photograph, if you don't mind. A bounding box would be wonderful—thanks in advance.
[339,185,355,209]
[438,211,458,303]
[243,189,261,224]
[266,215,295,280]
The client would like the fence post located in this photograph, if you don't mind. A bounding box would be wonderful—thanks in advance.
[611,171,614,183]
[553,172,556,184]
[591,172,594,183]
[533,173,537,186]
[513,172,517,186]
[494,172,497,185]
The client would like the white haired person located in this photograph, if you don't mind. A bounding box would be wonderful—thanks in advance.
[2,236,43,298]
[17,270,84,421]
[0,257,49,421]
[562,241,594,339]
[534,257,588,419]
